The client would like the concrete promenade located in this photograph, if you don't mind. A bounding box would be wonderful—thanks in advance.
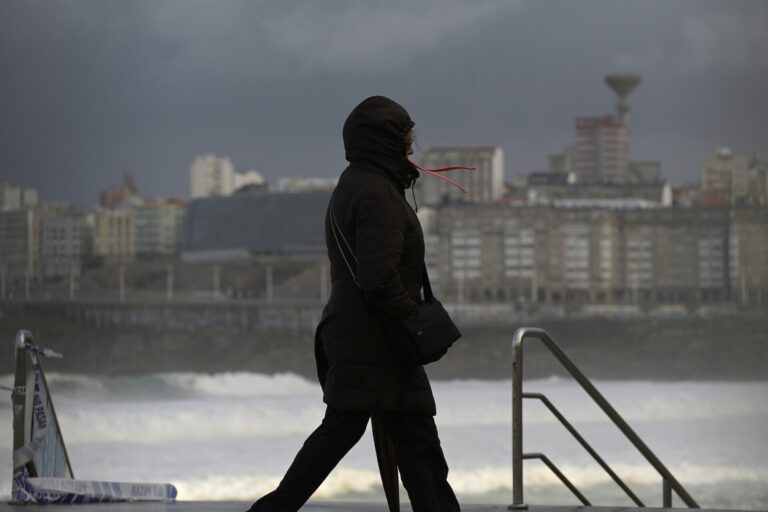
[0,503,752,512]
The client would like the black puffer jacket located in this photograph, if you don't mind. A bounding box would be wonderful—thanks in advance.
[315,96,436,415]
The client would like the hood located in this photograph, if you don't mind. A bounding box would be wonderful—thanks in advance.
[343,96,419,190]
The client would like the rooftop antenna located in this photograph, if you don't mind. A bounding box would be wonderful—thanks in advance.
[605,73,641,126]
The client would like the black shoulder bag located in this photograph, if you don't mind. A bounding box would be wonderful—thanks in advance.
[329,195,461,366]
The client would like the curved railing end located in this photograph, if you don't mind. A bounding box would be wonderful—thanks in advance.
[15,329,33,349]
[512,327,548,349]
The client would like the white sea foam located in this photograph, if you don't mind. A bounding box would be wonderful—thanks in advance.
[5,372,766,424]
[0,371,319,399]
[164,463,768,501]
[1,373,766,508]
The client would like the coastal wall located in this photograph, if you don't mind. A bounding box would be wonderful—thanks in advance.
[1,299,766,380]
[2,299,762,334]
[1,299,324,333]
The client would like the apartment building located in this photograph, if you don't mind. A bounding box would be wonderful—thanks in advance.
[190,154,236,198]
[135,199,187,257]
[574,115,630,183]
[701,147,751,203]
[41,215,92,279]
[0,182,38,212]
[428,203,768,307]
[0,210,39,288]
[190,154,266,198]
[92,210,135,263]
[416,146,504,206]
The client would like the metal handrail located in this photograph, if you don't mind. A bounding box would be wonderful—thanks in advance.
[523,392,645,507]
[522,453,590,506]
[510,327,699,510]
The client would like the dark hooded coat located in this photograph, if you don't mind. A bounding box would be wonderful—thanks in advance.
[315,96,436,415]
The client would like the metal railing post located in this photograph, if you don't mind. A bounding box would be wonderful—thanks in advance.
[664,478,673,507]
[511,329,526,509]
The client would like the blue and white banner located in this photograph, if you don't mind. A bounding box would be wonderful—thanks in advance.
[11,332,178,504]
[13,470,177,504]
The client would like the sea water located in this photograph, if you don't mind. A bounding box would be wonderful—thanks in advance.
[1,372,766,509]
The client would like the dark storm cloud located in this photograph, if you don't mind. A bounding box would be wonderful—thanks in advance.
[0,0,766,204]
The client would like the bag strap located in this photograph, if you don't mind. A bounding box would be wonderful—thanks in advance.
[421,265,434,302]
[329,193,360,288]
[329,191,434,302]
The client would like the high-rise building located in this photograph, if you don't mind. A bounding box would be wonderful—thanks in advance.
[190,154,236,198]
[416,146,504,206]
[0,182,38,211]
[550,74,651,186]
[574,115,630,183]
[0,201,73,290]
[730,208,768,304]
[190,155,269,198]
[0,210,39,290]
[92,210,135,263]
[746,154,768,205]
[234,170,267,192]
[701,147,751,203]
[41,215,91,279]
[135,199,187,257]
[548,144,577,174]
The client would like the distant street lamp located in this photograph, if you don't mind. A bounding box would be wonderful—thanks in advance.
[69,266,76,300]
[119,265,126,302]
[266,264,274,303]
[166,264,174,301]
[213,265,221,299]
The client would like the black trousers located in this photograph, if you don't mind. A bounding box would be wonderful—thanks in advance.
[247,407,460,512]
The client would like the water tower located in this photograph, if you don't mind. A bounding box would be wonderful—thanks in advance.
[605,73,641,126]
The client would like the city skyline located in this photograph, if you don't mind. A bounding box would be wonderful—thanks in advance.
[1,0,767,206]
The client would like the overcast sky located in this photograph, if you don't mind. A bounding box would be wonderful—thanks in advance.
[1,0,766,206]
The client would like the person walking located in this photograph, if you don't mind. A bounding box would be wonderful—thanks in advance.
[246,96,460,512]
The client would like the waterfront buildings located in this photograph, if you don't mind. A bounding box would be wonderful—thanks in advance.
[92,209,136,263]
[99,173,141,209]
[427,202,768,308]
[278,176,338,193]
[41,215,92,279]
[574,115,630,183]
[1,201,71,288]
[701,147,751,203]
[190,154,236,198]
[0,210,40,288]
[234,169,267,192]
[700,147,768,206]
[416,146,504,206]
[525,174,672,206]
[181,190,331,262]
[549,116,662,186]
[190,153,266,198]
[135,198,187,257]
[0,182,38,211]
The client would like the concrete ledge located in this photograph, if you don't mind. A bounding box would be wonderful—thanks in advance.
[2,503,751,512]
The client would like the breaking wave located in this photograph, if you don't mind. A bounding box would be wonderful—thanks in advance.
[0,371,318,399]
[173,463,768,501]
[1,372,767,508]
